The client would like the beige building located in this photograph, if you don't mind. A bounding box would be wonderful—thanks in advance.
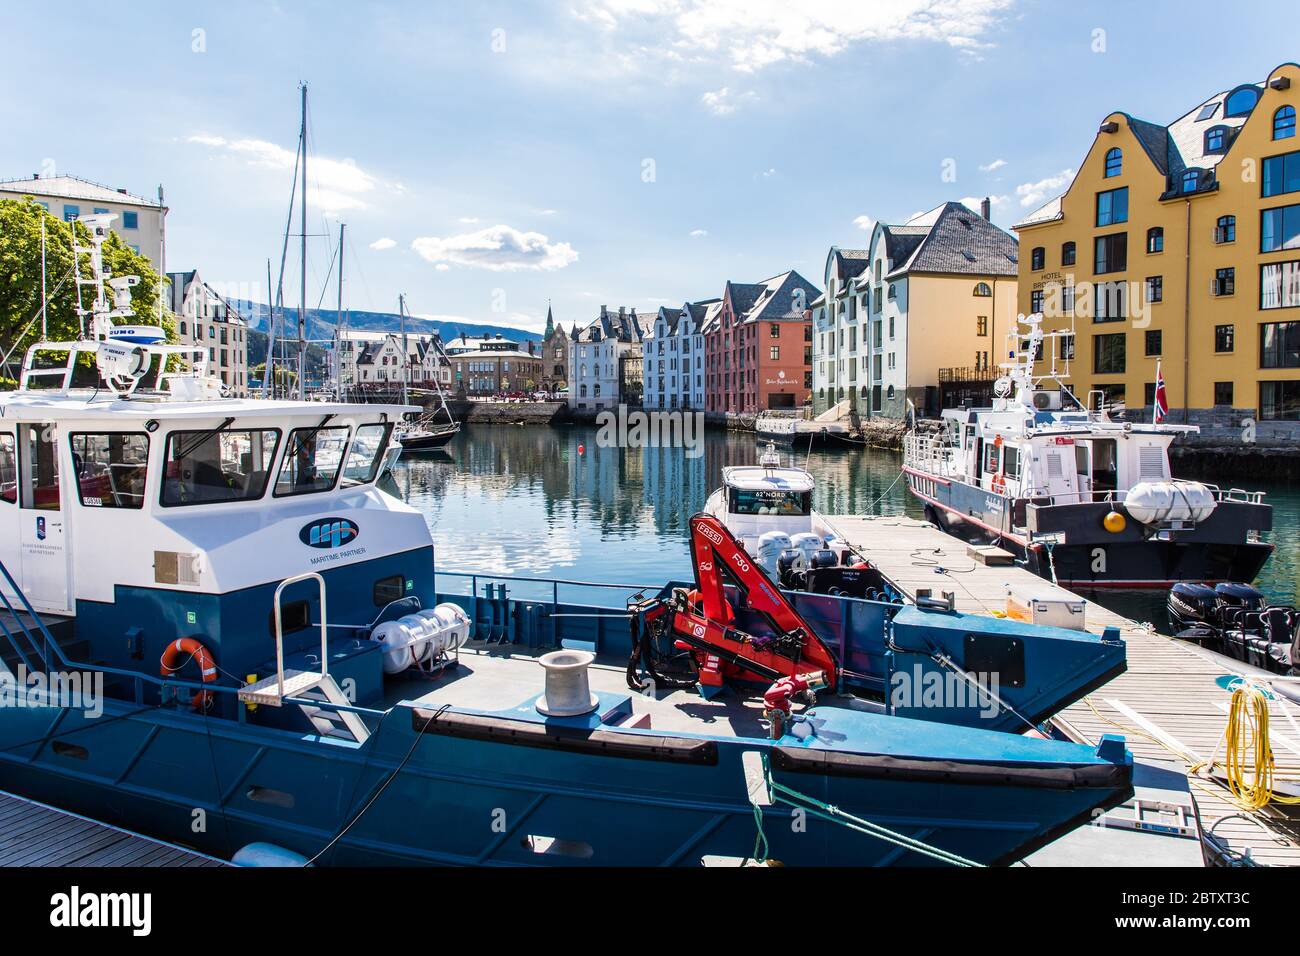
[815,201,1019,419]
[0,173,166,269]
[167,270,249,396]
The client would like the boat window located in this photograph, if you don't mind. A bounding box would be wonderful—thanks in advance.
[160,428,280,507]
[70,433,149,509]
[983,443,1001,474]
[274,426,351,497]
[341,423,392,487]
[0,433,15,504]
[1090,439,1118,492]
[1003,445,1020,479]
[373,574,406,607]
[727,488,811,517]
[19,423,59,511]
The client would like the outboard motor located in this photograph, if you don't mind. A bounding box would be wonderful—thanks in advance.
[1167,582,1219,636]
[811,549,838,570]
[1215,582,1266,630]
[776,548,807,590]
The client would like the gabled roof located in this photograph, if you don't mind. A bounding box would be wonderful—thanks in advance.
[731,270,822,323]
[1014,72,1277,230]
[833,248,872,280]
[0,174,162,208]
[883,203,1018,279]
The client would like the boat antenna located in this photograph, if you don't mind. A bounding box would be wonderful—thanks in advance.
[297,81,308,400]
[335,220,346,401]
[39,216,47,340]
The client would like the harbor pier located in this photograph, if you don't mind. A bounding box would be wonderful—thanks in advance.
[830,514,1300,865]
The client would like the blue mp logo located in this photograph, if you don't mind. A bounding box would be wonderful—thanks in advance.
[299,517,359,550]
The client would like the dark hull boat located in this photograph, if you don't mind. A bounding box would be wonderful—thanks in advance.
[904,314,1272,590]
[396,421,460,451]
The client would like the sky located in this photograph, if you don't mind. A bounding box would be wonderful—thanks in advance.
[2,1,1295,335]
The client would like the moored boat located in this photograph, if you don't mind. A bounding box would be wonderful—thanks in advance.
[903,313,1273,589]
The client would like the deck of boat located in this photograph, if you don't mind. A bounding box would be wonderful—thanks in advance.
[0,789,228,867]
[829,513,1300,867]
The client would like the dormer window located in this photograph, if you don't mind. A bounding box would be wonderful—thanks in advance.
[1181,169,1201,193]
[1205,126,1227,153]
[1224,86,1259,118]
[1104,147,1122,178]
[1276,105,1297,140]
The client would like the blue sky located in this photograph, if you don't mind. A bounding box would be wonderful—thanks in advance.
[3,1,1295,334]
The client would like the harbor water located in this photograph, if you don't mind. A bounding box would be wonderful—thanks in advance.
[388,423,1300,631]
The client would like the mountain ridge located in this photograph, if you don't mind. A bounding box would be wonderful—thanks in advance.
[234,300,545,345]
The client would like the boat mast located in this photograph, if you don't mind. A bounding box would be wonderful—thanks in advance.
[298,81,308,400]
[399,293,409,406]
[336,220,346,401]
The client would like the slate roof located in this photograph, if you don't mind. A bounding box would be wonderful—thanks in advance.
[833,248,872,280]
[0,174,162,208]
[883,203,1018,279]
[1014,77,1270,229]
[731,270,822,323]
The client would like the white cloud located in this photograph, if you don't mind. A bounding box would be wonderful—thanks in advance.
[187,133,380,213]
[536,208,559,216]
[758,168,777,178]
[957,195,1007,211]
[434,263,450,271]
[369,237,396,250]
[576,0,1015,72]
[853,215,876,232]
[701,86,756,115]
[689,228,708,238]
[979,158,1007,173]
[1016,168,1075,208]
[458,216,480,224]
[413,311,544,333]
[410,224,579,272]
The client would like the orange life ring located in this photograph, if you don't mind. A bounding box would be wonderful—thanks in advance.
[160,637,218,711]
[991,473,1006,495]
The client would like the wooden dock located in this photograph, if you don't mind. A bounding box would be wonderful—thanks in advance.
[829,514,1300,867]
[0,790,228,867]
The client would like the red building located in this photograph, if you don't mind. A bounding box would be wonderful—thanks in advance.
[704,270,820,414]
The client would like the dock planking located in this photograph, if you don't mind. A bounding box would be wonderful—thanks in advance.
[829,513,1300,867]
[0,790,228,867]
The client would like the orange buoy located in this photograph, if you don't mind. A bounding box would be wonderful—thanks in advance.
[577,443,585,454]
[160,637,218,711]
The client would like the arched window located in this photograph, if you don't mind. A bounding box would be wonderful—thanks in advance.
[1030,247,1045,270]
[1276,105,1297,140]
[887,385,895,400]
[973,281,992,296]
[1104,147,1122,178]
[1205,126,1227,153]
[860,385,868,398]
[1224,86,1259,118]
[887,284,897,300]
[1061,241,1076,266]
[179,320,187,335]
[1147,227,1164,254]
[1215,215,1236,244]
[1181,169,1201,193]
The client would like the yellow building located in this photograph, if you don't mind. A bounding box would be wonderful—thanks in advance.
[1014,62,1300,430]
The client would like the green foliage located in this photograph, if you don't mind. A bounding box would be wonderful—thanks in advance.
[0,197,175,377]
[250,362,298,389]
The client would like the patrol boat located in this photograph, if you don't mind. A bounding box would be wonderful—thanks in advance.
[0,227,1132,866]
[903,314,1272,589]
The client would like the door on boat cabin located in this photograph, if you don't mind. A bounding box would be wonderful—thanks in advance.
[16,423,71,614]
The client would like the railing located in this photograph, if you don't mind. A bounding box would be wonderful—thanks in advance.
[902,433,961,479]
[937,366,999,384]
[272,571,329,699]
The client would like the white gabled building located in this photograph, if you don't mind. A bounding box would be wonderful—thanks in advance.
[567,306,650,412]
[644,300,716,410]
[166,269,249,397]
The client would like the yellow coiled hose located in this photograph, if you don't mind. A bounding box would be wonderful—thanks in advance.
[1218,681,1300,810]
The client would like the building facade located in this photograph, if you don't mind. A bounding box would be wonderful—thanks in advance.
[449,336,542,396]
[567,306,649,412]
[1014,61,1300,434]
[705,271,819,414]
[337,329,451,393]
[813,201,1018,420]
[1,174,166,269]
[643,300,715,411]
[540,305,569,395]
[166,270,249,396]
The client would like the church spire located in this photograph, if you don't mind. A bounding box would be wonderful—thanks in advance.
[544,299,555,339]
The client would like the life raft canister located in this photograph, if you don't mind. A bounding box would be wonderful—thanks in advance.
[160,637,218,711]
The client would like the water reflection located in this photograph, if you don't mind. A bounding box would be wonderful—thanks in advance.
[390,423,1299,629]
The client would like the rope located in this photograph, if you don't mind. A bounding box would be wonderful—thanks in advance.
[1191,680,1300,811]
[756,753,983,867]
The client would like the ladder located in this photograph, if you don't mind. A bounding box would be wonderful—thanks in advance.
[237,572,370,744]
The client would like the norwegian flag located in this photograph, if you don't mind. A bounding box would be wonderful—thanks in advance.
[1153,360,1169,424]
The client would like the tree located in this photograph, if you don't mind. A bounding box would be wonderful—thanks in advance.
[0,197,175,381]
[250,363,297,391]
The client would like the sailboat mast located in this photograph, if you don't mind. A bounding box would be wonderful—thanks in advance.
[298,81,308,400]
[264,257,274,397]
[399,293,409,405]
[336,221,346,400]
